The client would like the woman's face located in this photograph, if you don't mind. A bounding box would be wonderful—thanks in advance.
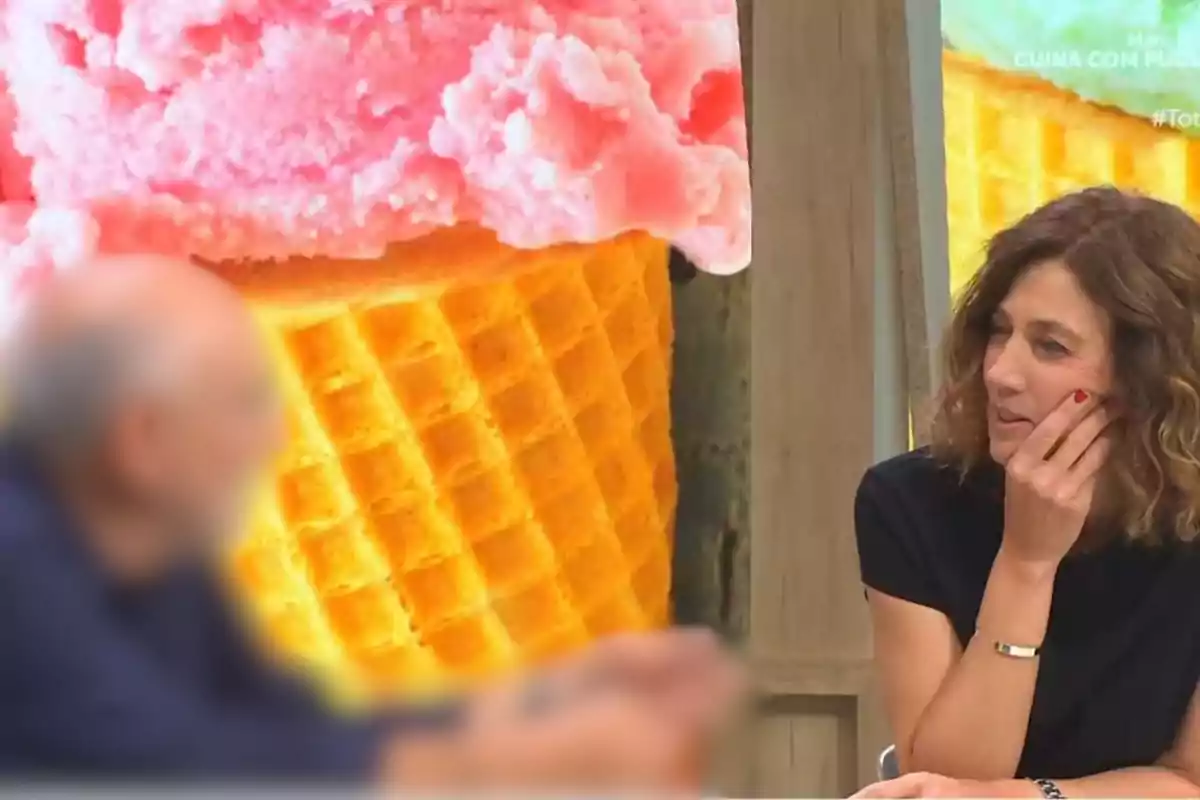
[982,259,1114,465]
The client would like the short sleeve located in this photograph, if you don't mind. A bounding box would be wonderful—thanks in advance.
[853,465,945,611]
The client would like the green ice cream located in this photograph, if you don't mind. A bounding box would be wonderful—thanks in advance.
[941,0,1200,135]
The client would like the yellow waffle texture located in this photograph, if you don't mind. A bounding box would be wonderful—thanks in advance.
[227,230,675,699]
[944,51,1200,294]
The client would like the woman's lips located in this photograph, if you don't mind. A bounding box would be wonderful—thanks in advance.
[993,408,1033,425]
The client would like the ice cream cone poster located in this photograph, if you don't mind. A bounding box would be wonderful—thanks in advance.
[0,1,749,702]
[941,0,1200,295]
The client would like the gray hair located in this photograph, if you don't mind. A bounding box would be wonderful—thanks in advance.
[3,321,162,459]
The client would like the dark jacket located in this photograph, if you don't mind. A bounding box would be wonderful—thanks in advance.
[0,441,457,782]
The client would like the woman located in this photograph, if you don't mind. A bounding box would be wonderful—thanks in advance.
[852,187,1200,798]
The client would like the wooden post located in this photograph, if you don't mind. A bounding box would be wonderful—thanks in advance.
[748,0,880,794]
[740,0,947,795]
[670,0,948,793]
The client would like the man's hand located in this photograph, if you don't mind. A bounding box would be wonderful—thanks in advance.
[381,627,747,792]
[464,678,704,791]
[482,626,747,790]
[557,627,749,738]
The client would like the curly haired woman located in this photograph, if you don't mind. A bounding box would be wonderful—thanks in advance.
[853,187,1200,798]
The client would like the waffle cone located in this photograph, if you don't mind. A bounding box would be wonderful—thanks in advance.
[224,227,676,699]
[944,51,1200,293]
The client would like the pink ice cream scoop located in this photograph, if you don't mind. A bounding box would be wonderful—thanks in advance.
[0,0,749,312]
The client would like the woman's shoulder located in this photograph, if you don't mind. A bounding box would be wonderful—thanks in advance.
[859,446,992,505]
[862,446,946,484]
[854,447,1004,613]
[856,446,1004,544]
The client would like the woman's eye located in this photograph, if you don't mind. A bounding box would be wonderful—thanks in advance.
[1036,339,1069,356]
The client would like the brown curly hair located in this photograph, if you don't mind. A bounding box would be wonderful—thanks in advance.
[930,185,1200,544]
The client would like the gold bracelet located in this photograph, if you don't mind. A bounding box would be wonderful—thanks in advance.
[976,629,1041,659]
[993,640,1041,659]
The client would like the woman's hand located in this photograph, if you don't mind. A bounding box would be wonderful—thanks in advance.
[1000,390,1111,570]
[851,772,1038,798]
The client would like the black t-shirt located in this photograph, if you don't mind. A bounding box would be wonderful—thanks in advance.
[854,447,1200,780]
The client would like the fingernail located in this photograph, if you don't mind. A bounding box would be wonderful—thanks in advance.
[1074,389,1088,404]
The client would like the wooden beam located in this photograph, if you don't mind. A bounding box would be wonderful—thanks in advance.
[879,0,931,434]
[877,0,951,443]
[746,0,945,793]
[904,0,952,391]
[749,0,878,662]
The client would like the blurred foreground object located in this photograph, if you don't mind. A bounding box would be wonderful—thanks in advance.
[0,257,745,785]
[0,0,750,697]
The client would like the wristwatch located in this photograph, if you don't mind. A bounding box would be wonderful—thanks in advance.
[1033,778,1066,798]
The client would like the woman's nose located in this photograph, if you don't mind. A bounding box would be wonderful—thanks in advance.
[984,344,1026,394]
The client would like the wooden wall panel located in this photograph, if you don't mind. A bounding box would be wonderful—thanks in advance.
[672,0,944,794]
[746,0,917,794]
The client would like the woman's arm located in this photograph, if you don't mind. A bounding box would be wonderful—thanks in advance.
[856,764,1200,798]
[860,664,1200,798]
[1049,684,1200,797]
[1042,766,1199,797]
[870,548,1057,780]
[869,397,1114,780]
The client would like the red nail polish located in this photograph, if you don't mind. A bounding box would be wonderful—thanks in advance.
[1074,389,1088,404]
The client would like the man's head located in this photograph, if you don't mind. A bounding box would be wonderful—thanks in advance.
[3,254,285,560]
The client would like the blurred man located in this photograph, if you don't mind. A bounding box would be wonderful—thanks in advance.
[0,255,744,789]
